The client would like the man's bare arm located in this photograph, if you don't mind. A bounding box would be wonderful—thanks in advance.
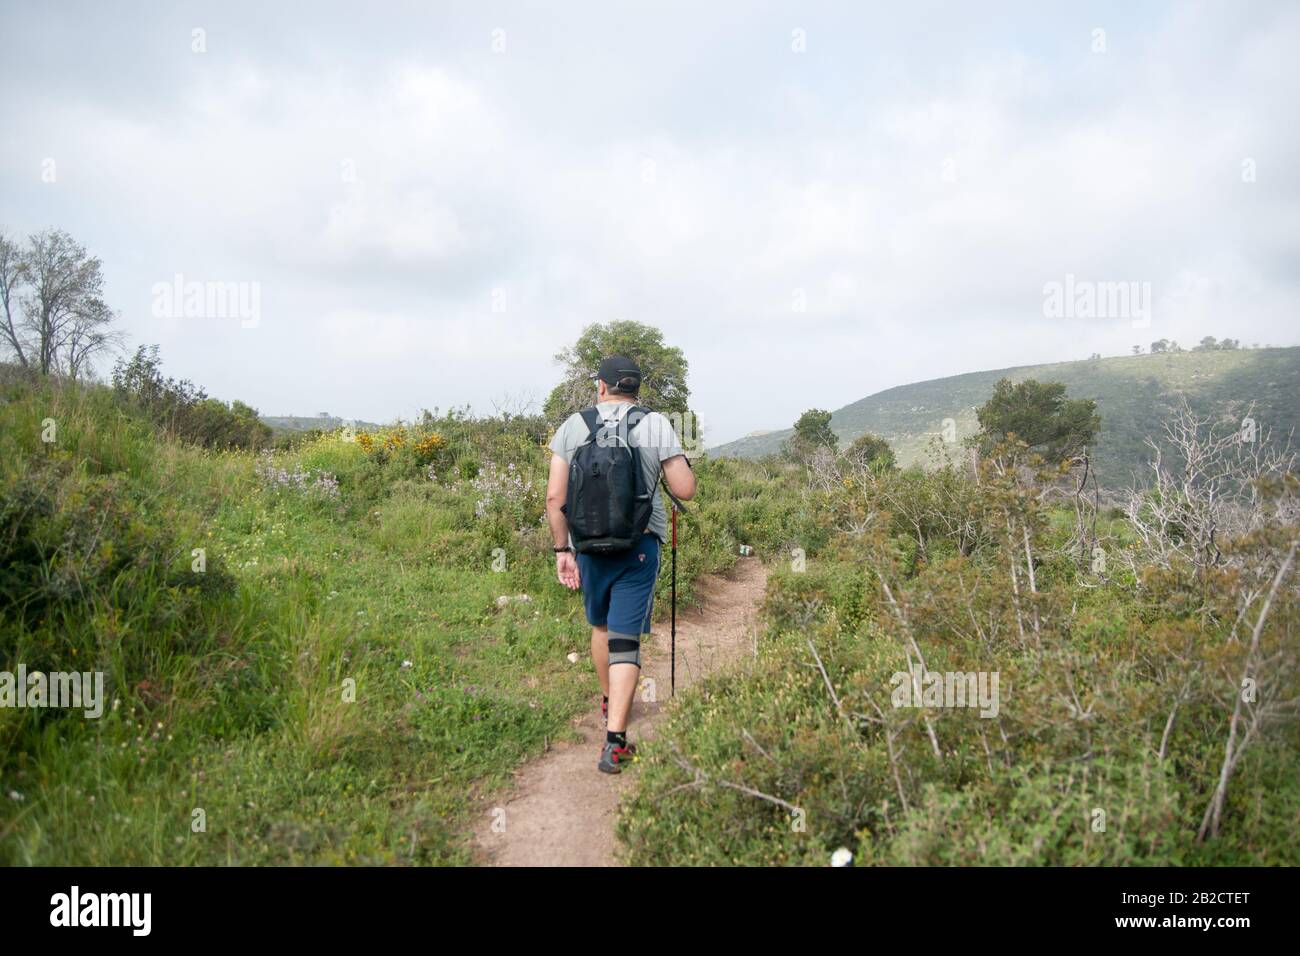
[662,454,696,501]
[545,453,580,589]
[545,453,570,544]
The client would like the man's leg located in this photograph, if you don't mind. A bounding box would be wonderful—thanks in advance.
[603,535,658,735]
[595,538,657,773]
[606,662,638,733]
[590,624,610,699]
[579,551,613,713]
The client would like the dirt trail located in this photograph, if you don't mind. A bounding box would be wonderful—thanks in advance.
[472,557,767,867]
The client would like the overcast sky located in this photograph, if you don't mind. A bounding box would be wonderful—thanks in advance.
[2,1,1297,444]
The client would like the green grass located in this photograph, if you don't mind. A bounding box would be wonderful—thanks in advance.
[5,506,599,864]
[0,388,602,863]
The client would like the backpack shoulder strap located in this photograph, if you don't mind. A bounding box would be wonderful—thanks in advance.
[578,407,602,442]
[625,405,651,429]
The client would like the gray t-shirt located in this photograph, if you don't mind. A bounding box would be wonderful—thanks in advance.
[549,400,685,544]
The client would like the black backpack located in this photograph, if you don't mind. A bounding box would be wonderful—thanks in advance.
[563,405,654,554]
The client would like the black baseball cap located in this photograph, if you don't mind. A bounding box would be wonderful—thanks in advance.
[594,355,642,394]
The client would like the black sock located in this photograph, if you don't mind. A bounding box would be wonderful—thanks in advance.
[607,730,626,747]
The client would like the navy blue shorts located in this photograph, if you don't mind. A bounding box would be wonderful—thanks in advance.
[577,533,660,667]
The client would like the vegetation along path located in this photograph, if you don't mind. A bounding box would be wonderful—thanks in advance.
[472,557,768,866]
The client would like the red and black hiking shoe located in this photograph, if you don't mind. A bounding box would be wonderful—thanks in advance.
[600,695,608,725]
[597,740,637,774]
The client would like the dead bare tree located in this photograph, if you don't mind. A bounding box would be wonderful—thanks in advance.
[0,231,27,367]
[1126,401,1296,574]
[1197,539,1298,840]
[0,227,121,379]
[1125,403,1298,839]
[1065,450,1102,566]
[874,575,944,760]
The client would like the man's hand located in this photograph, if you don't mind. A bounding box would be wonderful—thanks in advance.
[556,551,581,590]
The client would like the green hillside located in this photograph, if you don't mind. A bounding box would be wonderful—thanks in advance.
[710,347,1300,485]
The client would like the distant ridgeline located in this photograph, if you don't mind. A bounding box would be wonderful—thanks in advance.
[260,414,382,434]
[708,347,1300,489]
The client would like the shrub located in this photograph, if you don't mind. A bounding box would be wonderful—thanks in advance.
[111,346,271,450]
[620,447,1300,866]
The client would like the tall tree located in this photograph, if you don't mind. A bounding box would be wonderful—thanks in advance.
[0,228,119,377]
[975,378,1100,463]
[784,408,838,461]
[0,232,28,367]
[544,320,691,421]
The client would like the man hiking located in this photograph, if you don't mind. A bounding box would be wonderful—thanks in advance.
[545,355,696,774]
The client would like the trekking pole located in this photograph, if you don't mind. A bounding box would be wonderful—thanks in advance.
[670,505,677,698]
[661,486,688,698]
